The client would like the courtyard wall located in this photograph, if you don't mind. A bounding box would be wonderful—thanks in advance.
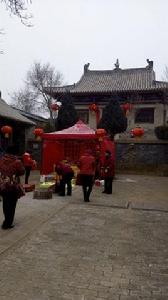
[115,140,168,176]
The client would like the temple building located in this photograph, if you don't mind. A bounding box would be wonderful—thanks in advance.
[45,59,168,139]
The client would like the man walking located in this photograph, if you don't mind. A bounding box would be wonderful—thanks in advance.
[79,150,96,202]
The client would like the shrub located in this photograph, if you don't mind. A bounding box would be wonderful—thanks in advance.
[55,93,78,131]
[97,96,127,138]
[155,126,168,140]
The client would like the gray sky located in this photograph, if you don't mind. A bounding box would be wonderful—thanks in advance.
[0,0,168,104]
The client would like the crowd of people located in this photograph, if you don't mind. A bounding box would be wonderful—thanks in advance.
[55,149,115,202]
[0,147,114,230]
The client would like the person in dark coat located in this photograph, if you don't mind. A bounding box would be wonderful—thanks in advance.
[79,150,96,202]
[0,147,25,229]
[55,160,74,196]
[101,150,115,194]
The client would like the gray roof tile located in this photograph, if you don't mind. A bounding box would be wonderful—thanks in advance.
[0,98,35,125]
[48,66,168,94]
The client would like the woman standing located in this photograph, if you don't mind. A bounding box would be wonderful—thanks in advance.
[102,150,115,194]
[0,147,25,229]
[22,151,36,184]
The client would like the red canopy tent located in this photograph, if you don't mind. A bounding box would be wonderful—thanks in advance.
[41,121,97,174]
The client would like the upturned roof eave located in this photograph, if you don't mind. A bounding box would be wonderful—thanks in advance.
[51,86,168,97]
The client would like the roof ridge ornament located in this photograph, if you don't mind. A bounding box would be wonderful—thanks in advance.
[146,59,153,69]
[84,63,90,74]
[114,59,120,69]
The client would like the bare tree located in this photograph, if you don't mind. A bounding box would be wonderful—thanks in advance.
[11,86,38,113]
[26,62,63,124]
[1,0,32,25]
[0,1,32,53]
[10,61,64,126]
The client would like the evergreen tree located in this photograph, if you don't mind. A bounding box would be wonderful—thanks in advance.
[97,96,127,138]
[55,93,79,131]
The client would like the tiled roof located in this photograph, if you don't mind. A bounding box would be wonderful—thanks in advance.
[12,108,48,122]
[0,98,35,125]
[45,85,73,94]
[48,65,168,95]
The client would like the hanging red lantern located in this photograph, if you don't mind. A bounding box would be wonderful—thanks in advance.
[89,103,98,112]
[1,125,13,138]
[51,103,59,111]
[96,128,106,141]
[33,128,44,141]
[131,127,144,139]
[89,103,100,125]
[121,103,133,116]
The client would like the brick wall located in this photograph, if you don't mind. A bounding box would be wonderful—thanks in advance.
[115,140,168,176]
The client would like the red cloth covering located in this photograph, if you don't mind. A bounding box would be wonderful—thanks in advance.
[43,120,96,140]
[79,153,96,176]
[41,121,97,175]
[0,154,25,178]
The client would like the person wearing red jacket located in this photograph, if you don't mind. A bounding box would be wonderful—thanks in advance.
[22,151,36,184]
[79,150,96,202]
[55,160,74,196]
[0,147,25,229]
[101,150,115,194]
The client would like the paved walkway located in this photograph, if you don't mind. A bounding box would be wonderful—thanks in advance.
[0,173,168,300]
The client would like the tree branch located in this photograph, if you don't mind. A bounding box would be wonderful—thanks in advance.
[1,0,32,26]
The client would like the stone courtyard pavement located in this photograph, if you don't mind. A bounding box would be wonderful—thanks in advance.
[0,173,168,300]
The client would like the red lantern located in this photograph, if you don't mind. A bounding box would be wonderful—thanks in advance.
[121,103,133,116]
[96,128,106,141]
[89,103,98,112]
[89,103,100,125]
[51,103,59,111]
[131,127,144,139]
[1,125,12,138]
[33,128,44,141]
